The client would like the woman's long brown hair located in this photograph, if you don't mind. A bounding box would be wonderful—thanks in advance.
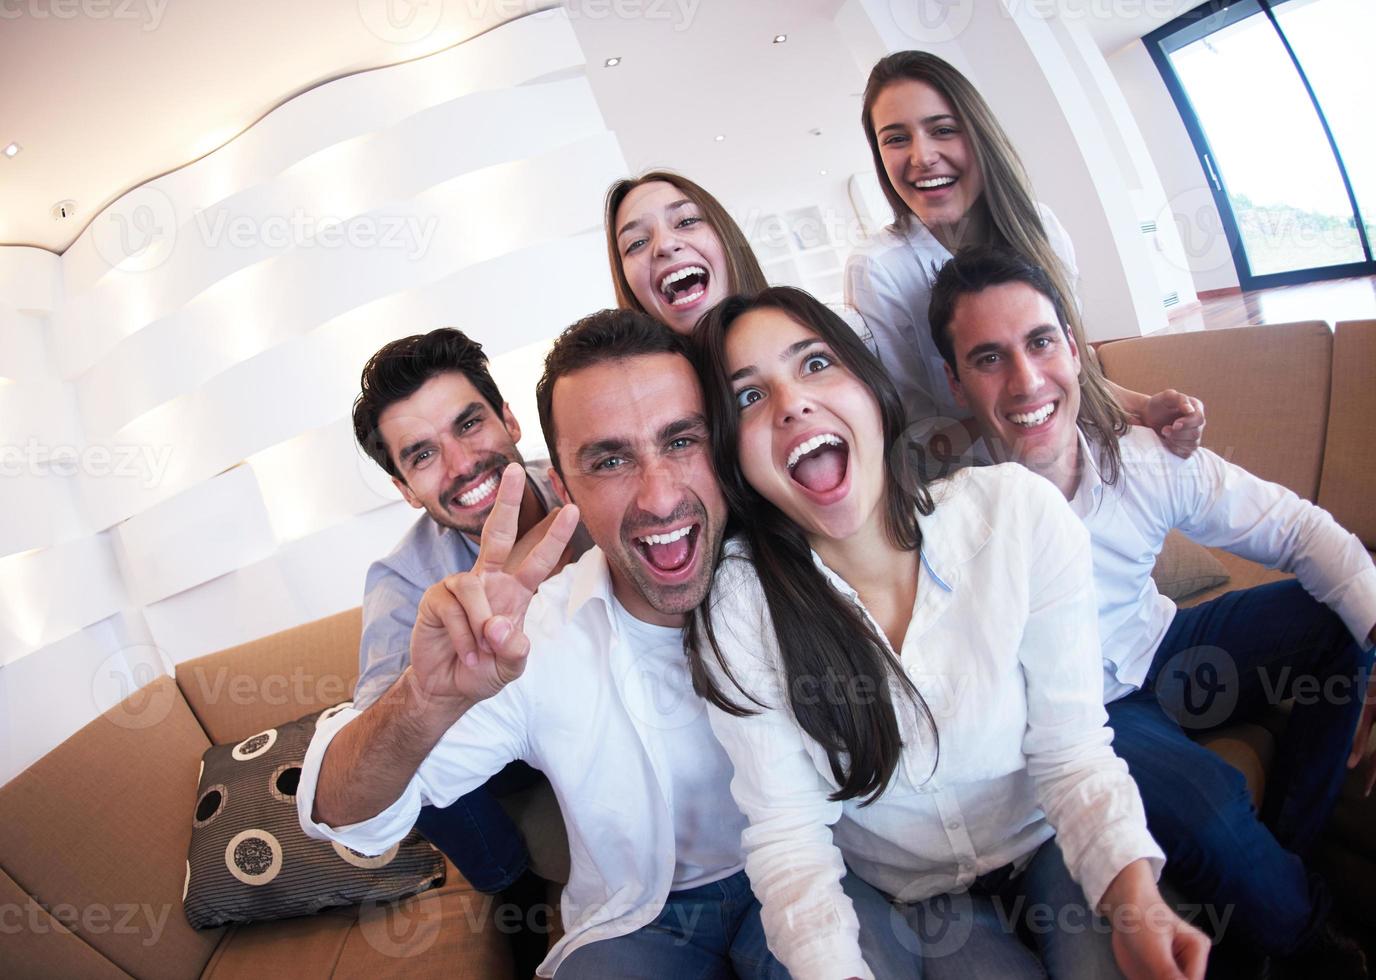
[688,286,938,804]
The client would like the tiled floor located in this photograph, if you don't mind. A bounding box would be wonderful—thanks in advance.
[1165,274,1376,334]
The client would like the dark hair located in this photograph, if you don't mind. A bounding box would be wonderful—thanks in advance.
[536,308,692,477]
[604,170,768,320]
[352,328,506,481]
[689,286,937,804]
[929,246,1130,484]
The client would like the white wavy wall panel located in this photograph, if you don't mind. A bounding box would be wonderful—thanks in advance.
[0,534,130,668]
[74,79,611,440]
[140,503,420,665]
[1,610,168,779]
[0,10,626,785]
[56,12,589,304]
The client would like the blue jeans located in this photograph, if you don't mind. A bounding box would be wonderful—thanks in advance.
[412,760,541,894]
[845,840,1122,979]
[554,870,788,979]
[1106,580,1370,955]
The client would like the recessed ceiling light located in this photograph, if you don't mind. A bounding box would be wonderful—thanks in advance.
[773,34,787,43]
[714,134,725,142]
[819,169,828,176]
[604,56,621,67]
[3,142,20,158]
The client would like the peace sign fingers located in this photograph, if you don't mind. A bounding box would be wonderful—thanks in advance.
[512,503,581,594]
[475,463,528,573]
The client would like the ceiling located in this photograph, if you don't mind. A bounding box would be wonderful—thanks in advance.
[1075,0,1206,56]
[0,0,1201,254]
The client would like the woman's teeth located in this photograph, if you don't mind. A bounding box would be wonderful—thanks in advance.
[912,176,956,189]
[456,473,499,507]
[787,433,843,470]
[638,525,692,546]
[1008,403,1056,427]
[659,266,708,305]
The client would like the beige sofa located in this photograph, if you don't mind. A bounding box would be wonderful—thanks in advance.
[2,319,1372,978]
[0,610,517,979]
[1099,317,1376,937]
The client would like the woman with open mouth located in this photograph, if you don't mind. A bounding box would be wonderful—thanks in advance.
[687,286,1208,980]
[847,51,1205,467]
[605,170,768,336]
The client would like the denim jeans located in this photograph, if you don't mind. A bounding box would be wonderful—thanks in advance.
[554,870,789,979]
[845,839,1123,979]
[1106,579,1370,955]
[412,760,542,894]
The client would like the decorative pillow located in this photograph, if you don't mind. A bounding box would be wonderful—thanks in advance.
[1151,531,1230,602]
[183,701,445,929]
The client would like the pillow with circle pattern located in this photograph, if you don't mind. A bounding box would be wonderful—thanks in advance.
[183,701,445,929]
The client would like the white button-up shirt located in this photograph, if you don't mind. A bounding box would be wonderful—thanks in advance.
[297,547,747,978]
[702,464,1163,980]
[844,204,1078,426]
[1067,426,1376,699]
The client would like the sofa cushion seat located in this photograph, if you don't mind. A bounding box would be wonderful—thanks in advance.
[199,857,511,980]
[0,676,224,980]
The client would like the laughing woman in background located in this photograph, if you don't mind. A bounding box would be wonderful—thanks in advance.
[605,170,767,335]
[846,51,1204,459]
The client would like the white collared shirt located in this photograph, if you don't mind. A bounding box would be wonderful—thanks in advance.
[702,464,1163,980]
[297,548,747,977]
[844,204,1078,426]
[1067,426,1376,699]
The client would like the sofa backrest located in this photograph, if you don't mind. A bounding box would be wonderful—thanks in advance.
[1097,320,1333,501]
[175,608,362,745]
[0,676,223,979]
[1319,320,1376,549]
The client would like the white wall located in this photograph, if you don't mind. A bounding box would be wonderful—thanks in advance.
[1108,41,1240,294]
[0,10,626,785]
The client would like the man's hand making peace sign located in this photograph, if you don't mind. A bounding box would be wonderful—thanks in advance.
[411,463,581,708]
[312,463,578,829]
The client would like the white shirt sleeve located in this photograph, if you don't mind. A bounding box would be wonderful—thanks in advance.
[699,558,873,980]
[1014,473,1166,907]
[1169,448,1376,647]
[296,683,531,855]
[844,248,945,424]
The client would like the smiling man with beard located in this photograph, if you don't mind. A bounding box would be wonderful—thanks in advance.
[302,311,793,978]
[351,328,592,975]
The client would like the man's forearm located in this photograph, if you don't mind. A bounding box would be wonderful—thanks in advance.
[312,668,471,828]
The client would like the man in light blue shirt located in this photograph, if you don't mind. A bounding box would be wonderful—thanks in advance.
[350,328,590,973]
[929,247,1376,978]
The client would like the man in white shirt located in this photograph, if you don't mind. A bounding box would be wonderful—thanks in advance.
[348,328,594,974]
[296,311,791,978]
[927,246,1376,977]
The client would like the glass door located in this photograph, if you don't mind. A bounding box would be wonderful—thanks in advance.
[1146,0,1374,289]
